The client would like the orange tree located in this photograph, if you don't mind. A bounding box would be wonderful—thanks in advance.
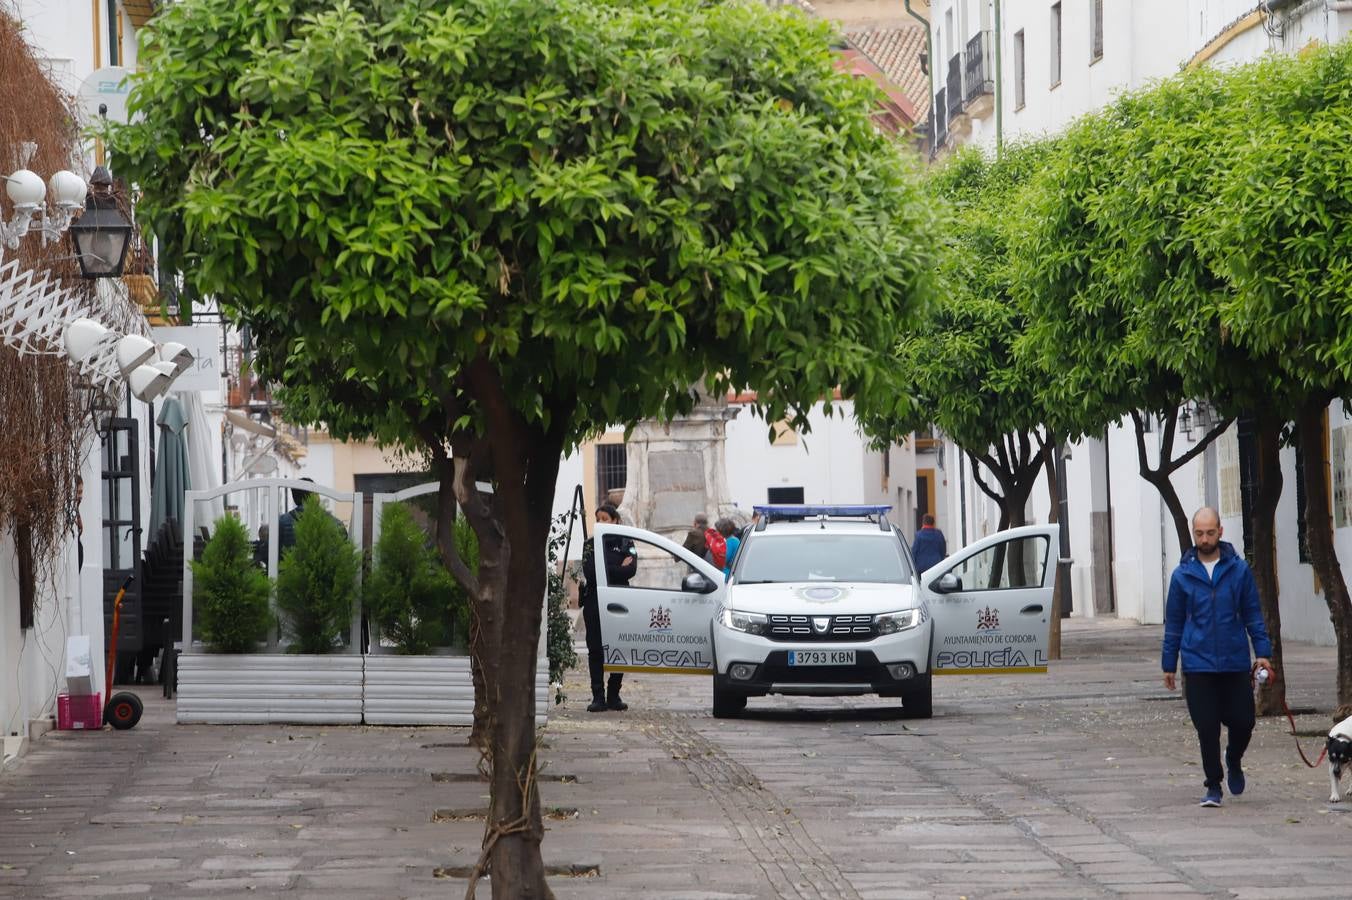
[1196,42,1352,716]
[113,1,939,894]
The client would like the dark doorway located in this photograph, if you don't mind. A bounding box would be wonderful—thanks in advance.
[102,418,143,669]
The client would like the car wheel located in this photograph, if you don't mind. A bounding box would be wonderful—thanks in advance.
[900,674,932,719]
[712,679,747,719]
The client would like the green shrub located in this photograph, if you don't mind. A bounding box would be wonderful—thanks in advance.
[367,503,460,654]
[192,514,271,652]
[275,495,359,653]
[545,512,579,703]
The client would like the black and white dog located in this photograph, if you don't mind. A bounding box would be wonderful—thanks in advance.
[1328,716,1352,803]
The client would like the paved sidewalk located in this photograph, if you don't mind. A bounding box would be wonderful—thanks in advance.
[1,620,1351,898]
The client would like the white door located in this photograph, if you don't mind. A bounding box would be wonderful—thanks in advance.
[921,525,1059,675]
[594,524,725,674]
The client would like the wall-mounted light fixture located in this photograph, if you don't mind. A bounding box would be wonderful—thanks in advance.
[0,168,87,253]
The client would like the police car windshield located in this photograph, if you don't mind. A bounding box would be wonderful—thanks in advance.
[736,533,912,584]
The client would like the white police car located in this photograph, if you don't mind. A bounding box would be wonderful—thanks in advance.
[593,505,1058,718]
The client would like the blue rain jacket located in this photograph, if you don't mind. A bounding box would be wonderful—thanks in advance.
[1162,541,1272,674]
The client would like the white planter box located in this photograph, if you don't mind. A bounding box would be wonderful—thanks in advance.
[177,653,364,724]
[176,652,550,726]
[363,654,549,727]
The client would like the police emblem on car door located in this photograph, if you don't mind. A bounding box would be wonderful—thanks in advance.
[920,525,1058,674]
[593,524,725,674]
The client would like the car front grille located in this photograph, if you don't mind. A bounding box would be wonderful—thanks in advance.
[764,613,876,642]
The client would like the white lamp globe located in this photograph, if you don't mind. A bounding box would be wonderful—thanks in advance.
[64,318,110,363]
[5,169,45,207]
[49,170,88,209]
[115,334,156,376]
[129,364,171,402]
[159,341,193,375]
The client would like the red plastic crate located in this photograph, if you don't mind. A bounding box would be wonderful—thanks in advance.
[57,692,102,730]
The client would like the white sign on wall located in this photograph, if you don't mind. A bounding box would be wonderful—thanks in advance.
[151,325,221,393]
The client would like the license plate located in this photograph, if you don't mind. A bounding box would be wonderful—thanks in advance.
[787,650,855,666]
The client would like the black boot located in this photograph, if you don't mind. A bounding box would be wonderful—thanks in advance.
[606,675,628,711]
[587,689,607,713]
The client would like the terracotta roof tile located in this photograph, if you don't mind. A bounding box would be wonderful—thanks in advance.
[841,26,930,122]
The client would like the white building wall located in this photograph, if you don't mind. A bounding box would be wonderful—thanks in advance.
[724,400,872,511]
[1,1,151,745]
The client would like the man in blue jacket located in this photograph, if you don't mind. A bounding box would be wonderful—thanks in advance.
[911,514,947,574]
[1162,507,1273,808]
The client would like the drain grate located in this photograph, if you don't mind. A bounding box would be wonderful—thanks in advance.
[431,771,576,783]
[434,863,599,879]
[318,766,425,776]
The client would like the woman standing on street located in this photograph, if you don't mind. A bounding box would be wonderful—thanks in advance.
[580,504,636,712]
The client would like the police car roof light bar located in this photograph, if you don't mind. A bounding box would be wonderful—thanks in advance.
[752,504,893,531]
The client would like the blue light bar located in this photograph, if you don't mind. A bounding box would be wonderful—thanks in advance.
[753,504,892,520]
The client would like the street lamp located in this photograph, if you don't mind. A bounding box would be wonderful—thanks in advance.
[0,167,87,252]
[61,316,194,401]
[68,167,132,279]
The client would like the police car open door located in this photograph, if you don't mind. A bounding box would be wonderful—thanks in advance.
[920,525,1059,675]
[592,524,726,674]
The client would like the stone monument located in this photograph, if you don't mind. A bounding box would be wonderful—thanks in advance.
[617,386,746,545]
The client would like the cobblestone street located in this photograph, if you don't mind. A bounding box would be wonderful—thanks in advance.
[3,620,1352,899]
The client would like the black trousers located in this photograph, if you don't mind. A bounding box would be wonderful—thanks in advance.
[581,600,622,698]
[1183,671,1254,789]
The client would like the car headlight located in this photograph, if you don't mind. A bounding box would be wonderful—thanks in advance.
[717,607,768,636]
[874,608,924,635]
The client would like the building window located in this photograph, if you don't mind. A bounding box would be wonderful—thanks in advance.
[596,443,627,507]
[1090,0,1104,63]
[767,486,805,505]
[1050,3,1062,87]
[1014,29,1026,109]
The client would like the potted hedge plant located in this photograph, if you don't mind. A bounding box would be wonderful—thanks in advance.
[275,495,360,653]
[362,502,481,725]
[366,502,460,654]
[191,514,271,651]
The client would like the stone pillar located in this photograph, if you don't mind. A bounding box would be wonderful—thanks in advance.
[617,391,744,545]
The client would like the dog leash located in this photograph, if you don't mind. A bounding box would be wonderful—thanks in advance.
[1279,699,1328,768]
[1255,661,1328,768]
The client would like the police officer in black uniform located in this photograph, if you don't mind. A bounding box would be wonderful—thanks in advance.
[581,503,637,712]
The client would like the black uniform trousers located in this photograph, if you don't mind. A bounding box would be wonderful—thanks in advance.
[581,598,621,699]
[1183,671,1254,790]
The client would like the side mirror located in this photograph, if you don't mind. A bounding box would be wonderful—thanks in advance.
[934,572,962,594]
[682,572,719,594]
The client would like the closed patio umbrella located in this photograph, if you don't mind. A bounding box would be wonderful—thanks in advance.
[149,395,191,540]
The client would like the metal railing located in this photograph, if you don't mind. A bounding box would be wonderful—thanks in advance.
[933,88,948,149]
[965,31,994,104]
[946,54,963,122]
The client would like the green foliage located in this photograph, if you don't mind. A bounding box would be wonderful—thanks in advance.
[113,0,940,452]
[275,496,360,654]
[545,513,579,703]
[191,515,271,652]
[1192,41,1352,394]
[858,142,1056,453]
[366,502,462,654]
[1012,61,1285,432]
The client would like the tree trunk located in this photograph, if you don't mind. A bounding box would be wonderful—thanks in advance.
[1042,439,1063,661]
[454,357,570,899]
[1130,409,1233,555]
[1297,400,1352,718]
[1251,413,1286,717]
[1148,469,1192,556]
[432,451,490,749]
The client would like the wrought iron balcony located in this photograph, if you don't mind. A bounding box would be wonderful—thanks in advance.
[946,54,963,122]
[965,31,994,104]
[933,88,948,149]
